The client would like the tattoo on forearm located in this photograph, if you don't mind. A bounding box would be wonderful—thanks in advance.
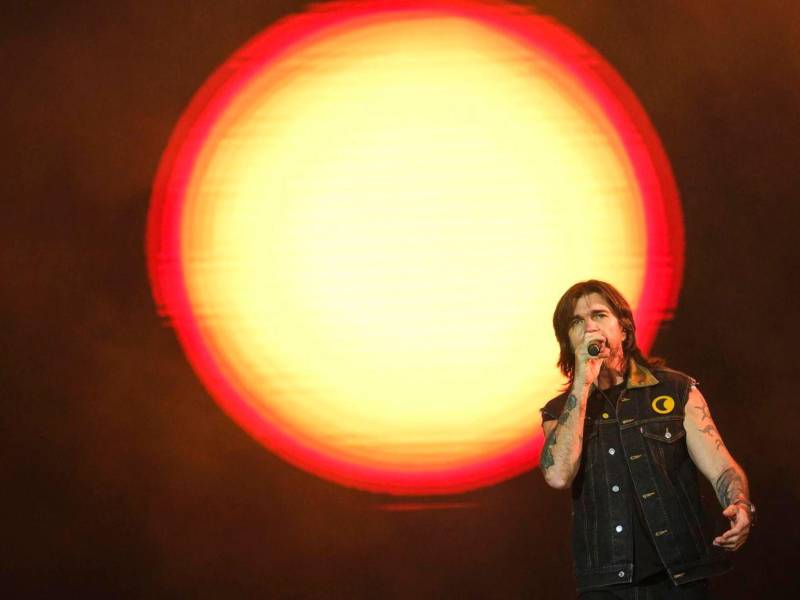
[540,429,557,472]
[541,394,578,472]
[558,393,578,424]
[714,466,744,507]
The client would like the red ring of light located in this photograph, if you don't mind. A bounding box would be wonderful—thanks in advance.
[147,0,683,495]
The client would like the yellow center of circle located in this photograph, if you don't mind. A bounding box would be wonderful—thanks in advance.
[181,16,647,474]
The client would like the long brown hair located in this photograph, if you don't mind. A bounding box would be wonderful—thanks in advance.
[552,279,661,382]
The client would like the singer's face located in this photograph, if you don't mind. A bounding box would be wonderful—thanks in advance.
[568,293,627,357]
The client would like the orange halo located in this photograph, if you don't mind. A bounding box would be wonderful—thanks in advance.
[147,0,683,494]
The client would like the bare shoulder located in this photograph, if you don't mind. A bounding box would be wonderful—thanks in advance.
[684,385,712,422]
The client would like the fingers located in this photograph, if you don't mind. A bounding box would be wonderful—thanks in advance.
[573,335,607,386]
[713,527,748,550]
[713,532,748,551]
[713,505,751,551]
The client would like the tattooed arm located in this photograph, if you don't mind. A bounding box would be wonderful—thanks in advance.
[684,386,752,551]
[540,318,611,489]
[539,382,592,489]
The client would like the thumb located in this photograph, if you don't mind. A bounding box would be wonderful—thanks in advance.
[722,505,737,520]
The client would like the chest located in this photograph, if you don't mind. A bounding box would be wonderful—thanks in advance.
[585,384,685,426]
[582,384,688,469]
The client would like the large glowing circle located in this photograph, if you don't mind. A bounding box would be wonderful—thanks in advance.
[148,0,683,494]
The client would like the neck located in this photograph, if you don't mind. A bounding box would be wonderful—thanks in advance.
[597,357,626,390]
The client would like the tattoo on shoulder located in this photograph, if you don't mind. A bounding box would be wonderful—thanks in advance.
[697,424,717,437]
[694,402,710,421]
[696,424,726,452]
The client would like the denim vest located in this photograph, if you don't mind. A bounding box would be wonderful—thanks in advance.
[556,361,731,591]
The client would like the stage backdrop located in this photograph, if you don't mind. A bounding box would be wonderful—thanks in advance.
[3,1,799,597]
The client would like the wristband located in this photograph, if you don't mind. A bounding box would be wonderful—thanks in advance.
[733,498,756,526]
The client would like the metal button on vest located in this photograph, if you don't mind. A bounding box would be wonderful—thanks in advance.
[615,525,623,533]
[618,571,625,578]
[612,485,620,492]
[608,448,615,455]
[602,412,609,419]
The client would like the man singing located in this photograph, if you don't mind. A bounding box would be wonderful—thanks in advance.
[540,280,753,599]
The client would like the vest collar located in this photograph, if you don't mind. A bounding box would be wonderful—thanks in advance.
[626,359,659,389]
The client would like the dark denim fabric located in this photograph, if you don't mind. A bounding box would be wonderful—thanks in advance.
[579,572,710,599]
[544,363,730,593]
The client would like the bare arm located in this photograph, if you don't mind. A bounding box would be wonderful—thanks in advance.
[540,329,607,489]
[539,383,592,489]
[684,386,752,551]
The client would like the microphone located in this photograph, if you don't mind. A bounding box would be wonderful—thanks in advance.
[587,342,602,357]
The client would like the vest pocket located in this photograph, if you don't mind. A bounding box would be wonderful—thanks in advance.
[641,419,686,470]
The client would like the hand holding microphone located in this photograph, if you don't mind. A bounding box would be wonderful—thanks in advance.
[585,336,607,359]
[574,335,606,388]
[587,341,602,357]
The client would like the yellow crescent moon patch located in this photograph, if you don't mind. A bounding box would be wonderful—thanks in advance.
[651,395,675,414]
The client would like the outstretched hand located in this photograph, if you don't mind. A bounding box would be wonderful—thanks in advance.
[713,504,751,551]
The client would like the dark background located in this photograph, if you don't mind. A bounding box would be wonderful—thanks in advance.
[4,1,800,597]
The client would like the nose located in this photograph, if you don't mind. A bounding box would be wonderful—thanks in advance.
[584,318,599,333]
